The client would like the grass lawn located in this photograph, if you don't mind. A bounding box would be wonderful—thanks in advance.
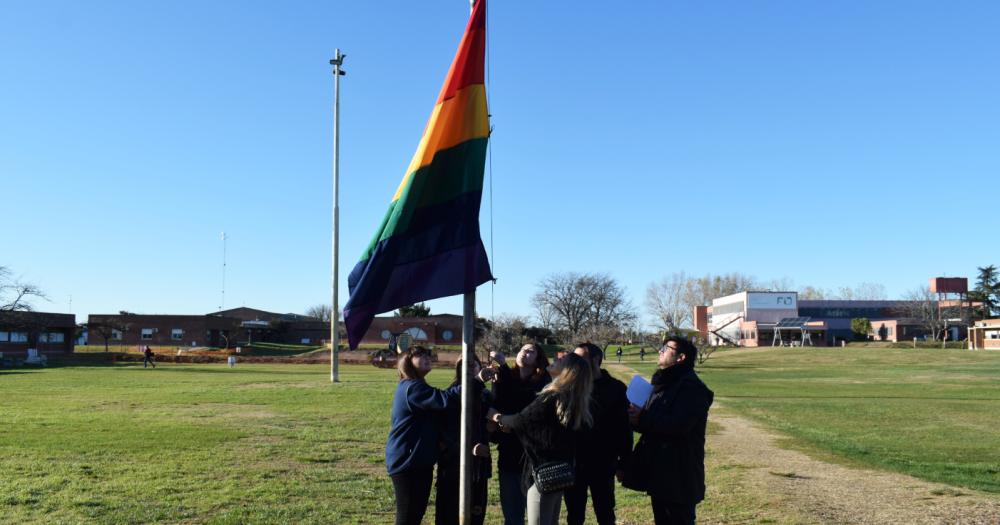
[4,346,999,523]
[630,346,1000,493]
[1,363,665,524]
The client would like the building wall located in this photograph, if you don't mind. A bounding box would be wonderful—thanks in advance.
[0,311,76,354]
[360,315,464,347]
[87,314,241,348]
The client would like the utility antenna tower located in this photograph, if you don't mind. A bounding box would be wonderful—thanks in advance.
[220,232,227,311]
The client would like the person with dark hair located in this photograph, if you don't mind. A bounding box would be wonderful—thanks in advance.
[143,346,156,368]
[488,353,594,525]
[435,355,494,525]
[386,346,490,525]
[564,343,631,525]
[488,343,551,525]
[625,337,713,525]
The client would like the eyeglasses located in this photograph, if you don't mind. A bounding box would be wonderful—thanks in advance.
[659,345,678,354]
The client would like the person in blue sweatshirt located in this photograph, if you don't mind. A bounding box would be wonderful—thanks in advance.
[386,345,493,525]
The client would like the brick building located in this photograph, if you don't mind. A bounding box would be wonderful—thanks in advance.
[0,311,76,355]
[358,314,464,347]
[87,313,242,348]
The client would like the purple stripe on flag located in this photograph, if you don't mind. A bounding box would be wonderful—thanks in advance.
[344,239,492,349]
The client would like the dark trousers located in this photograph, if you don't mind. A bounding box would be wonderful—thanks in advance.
[143,356,155,368]
[651,497,696,525]
[391,467,434,525]
[564,470,616,525]
[434,469,488,525]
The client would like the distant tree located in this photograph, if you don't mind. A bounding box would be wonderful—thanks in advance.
[901,286,946,341]
[970,265,999,319]
[85,320,117,353]
[851,318,872,340]
[523,325,554,345]
[481,314,528,354]
[838,282,888,301]
[646,272,691,332]
[0,266,46,312]
[681,272,759,314]
[798,286,830,300]
[305,304,336,323]
[532,272,637,339]
[395,303,431,318]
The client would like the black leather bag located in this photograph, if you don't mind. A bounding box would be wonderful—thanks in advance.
[532,461,576,494]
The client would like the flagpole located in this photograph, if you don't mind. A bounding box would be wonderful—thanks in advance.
[459,3,477,521]
[459,290,475,524]
[330,49,346,383]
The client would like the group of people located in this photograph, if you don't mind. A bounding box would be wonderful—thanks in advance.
[385,337,714,525]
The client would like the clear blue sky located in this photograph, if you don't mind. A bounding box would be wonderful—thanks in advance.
[3,1,998,327]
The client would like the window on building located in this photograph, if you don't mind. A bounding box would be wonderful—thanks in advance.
[887,327,894,336]
[111,329,122,340]
[10,332,28,343]
[442,330,454,341]
[404,327,428,341]
[40,332,65,343]
[141,328,154,340]
[171,329,184,340]
[0,331,8,342]
[380,330,391,340]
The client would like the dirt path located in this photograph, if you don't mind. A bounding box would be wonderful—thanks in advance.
[606,364,1000,524]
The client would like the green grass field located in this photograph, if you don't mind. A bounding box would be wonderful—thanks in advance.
[2,347,999,523]
[632,346,1000,493]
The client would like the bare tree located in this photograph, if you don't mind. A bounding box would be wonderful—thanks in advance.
[798,286,831,300]
[481,314,529,355]
[0,266,46,312]
[305,304,338,322]
[646,272,691,332]
[901,286,945,340]
[532,273,597,336]
[680,272,759,315]
[838,282,888,301]
[532,272,637,340]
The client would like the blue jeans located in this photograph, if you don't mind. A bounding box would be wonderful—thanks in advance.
[498,468,526,525]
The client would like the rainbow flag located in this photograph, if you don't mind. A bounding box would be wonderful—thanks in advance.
[344,0,493,349]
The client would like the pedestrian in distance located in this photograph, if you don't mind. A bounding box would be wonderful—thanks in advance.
[143,346,156,368]
[435,355,494,525]
[488,352,594,525]
[616,346,623,363]
[639,347,646,362]
[623,337,714,525]
[385,346,492,525]
[488,343,551,525]
[564,343,632,525]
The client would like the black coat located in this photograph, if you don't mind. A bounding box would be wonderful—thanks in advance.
[490,364,550,472]
[576,369,632,475]
[505,393,580,493]
[633,366,713,504]
[437,380,492,483]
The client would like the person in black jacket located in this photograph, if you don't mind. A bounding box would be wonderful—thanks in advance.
[488,352,593,525]
[627,337,714,525]
[488,343,550,525]
[564,343,632,525]
[435,355,493,525]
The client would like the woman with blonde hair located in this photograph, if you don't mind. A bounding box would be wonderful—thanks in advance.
[488,352,593,525]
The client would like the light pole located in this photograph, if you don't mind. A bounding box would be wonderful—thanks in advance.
[330,49,346,383]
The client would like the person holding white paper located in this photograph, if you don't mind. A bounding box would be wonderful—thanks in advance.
[623,337,714,525]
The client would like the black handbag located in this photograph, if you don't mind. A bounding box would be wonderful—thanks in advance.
[532,460,576,494]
